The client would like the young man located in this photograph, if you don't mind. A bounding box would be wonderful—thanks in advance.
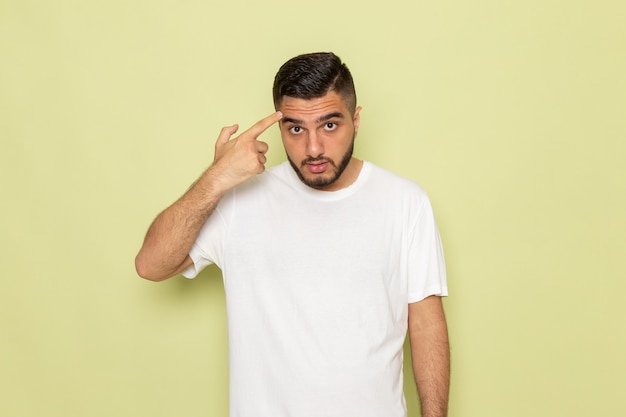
[135,52,450,417]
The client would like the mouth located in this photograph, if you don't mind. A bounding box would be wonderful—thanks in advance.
[303,159,333,174]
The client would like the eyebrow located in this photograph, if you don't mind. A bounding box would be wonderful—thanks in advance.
[316,112,344,123]
[281,112,345,126]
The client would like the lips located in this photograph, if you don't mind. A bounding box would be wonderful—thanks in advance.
[306,161,329,173]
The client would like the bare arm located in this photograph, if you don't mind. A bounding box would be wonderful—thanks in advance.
[408,295,450,417]
[135,111,283,281]
[134,168,224,281]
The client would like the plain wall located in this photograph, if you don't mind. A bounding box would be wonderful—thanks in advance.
[1,0,625,416]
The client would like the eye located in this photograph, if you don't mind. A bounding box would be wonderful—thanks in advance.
[289,126,303,135]
[323,122,337,131]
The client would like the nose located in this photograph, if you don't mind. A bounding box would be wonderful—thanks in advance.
[306,131,324,158]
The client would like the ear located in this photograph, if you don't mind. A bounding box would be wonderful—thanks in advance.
[353,106,362,136]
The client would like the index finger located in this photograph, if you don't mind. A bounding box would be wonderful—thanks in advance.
[240,111,283,139]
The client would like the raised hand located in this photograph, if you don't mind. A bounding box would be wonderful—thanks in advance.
[211,111,283,191]
[135,111,283,281]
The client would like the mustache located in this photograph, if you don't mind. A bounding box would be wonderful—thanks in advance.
[301,157,336,168]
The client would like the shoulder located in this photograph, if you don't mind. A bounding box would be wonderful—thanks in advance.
[363,163,437,224]
[228,162,292,201]
[364,162,429,199]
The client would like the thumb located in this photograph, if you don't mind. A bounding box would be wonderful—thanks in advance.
[216,124,239,145]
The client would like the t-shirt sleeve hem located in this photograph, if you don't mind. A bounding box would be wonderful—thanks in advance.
[181,244,213,279]
[408,286,449,304]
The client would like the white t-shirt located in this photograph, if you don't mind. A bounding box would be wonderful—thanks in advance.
[183,161,448,417]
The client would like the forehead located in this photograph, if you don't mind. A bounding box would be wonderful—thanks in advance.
[278,92,350,121]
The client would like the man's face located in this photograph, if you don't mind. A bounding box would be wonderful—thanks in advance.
[278,91,362,191]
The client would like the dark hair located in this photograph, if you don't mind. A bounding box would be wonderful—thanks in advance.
[272,52,357,114]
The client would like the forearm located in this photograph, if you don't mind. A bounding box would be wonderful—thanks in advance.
[135,167,225,281]
[408,297,450,417]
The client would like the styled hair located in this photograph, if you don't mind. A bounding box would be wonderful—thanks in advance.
[272,52,357,114]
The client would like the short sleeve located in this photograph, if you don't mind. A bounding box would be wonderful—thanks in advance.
[181,204,228,279]
[407,196,448,302]
[181,243,215,279]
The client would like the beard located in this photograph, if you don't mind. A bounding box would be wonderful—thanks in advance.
[287,135,355,190]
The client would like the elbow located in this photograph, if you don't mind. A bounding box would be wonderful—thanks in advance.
[135,253,168,282]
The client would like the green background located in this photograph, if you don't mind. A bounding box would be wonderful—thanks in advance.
[2,1,625,416]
